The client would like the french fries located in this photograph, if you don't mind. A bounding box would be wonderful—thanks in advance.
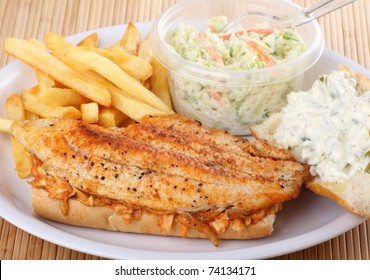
[150,58,173,109]
[138,38,154,63]
[28,38,46,49]
[38,88,89,107]
[53,46,153,81]
[139,38,173,109]
[5,94,33,178]
[110,90,165,121]
[1,23,175,178]
[60,48,172,113]
[115,22,141,55]
[98,46,153,80]
[81,102,99,124]
[47,32,153,80]
[50,50,166,121]
[98,107,128,128]
[45,32,73,51]
[35,70,56,89]
[75,50,172,113]
[0,117,13,133]
[22,90,81,119]
[24,111,40,121]
[4,38,111,106]
[6,94,26,120]
[77,32,98,47]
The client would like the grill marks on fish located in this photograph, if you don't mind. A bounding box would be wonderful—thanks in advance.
[121,122,307,189]
[141,114,295,160]
[65,121,290,192]
[10,115,308,212]
[67,122,247,187]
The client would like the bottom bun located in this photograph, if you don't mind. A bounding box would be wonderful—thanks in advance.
[32,188,276,241]
[307,172,370,218]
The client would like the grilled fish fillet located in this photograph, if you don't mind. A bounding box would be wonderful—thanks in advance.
[11,115,309,213]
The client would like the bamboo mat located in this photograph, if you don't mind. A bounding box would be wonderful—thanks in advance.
[0,0,369,260]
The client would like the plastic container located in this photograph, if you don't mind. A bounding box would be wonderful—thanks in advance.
[150,0,324,135]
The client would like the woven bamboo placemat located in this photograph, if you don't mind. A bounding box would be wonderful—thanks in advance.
[0,0,369,260]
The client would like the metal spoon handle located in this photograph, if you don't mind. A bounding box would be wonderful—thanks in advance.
[218,0,358,33]
[304,0,357,19]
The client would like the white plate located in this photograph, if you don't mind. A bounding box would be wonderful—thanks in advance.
[0,23,367,260]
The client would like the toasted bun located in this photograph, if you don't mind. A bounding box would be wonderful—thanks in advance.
[32,188,276,241]
[251,66,370,218]
[338,65,370,93]
[307,173,370,218]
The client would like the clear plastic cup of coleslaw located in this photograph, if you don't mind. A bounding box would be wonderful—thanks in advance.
[149,0,324,135]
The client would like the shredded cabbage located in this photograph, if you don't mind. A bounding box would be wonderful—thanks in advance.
[167,16,306,134]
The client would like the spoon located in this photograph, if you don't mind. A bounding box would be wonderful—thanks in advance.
[219,0,358,35]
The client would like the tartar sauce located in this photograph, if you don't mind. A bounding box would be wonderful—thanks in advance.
[274,70,370,182]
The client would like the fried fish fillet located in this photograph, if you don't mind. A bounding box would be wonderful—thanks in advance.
[11,115,309,214]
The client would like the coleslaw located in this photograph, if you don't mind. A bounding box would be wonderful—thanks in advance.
[166,16,306,134]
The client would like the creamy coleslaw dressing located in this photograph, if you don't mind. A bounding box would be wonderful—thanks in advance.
[274,70,370,182]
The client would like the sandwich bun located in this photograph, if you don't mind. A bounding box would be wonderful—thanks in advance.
[32,188,277,241]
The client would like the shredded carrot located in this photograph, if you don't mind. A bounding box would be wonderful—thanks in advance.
[197,32,204,39]
[247,29,274,36]
[204,46,224,66]
[219,30,244,40]
[220,29,272,40]
[247,41,275,67]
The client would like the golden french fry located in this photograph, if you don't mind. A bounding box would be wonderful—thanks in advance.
[10,137,33,178]
[47,31,151,79]
[35,70,56,89]
[45,32,73,51]
[5,94,33,178]
[29,85,39,94]
[0,117,13,133]
[6,94,26,120]
[61,48,172,113]
[28,38,46,49]
[138,38,154,90]
[143,78,152,90]
[93,46,152,80]
[116,22,141,55]
[51,50,113,89]
[38,88,89,107]
[77,32,99,47]
[110,90,166,121]
[81,102,99,124]
[49,48,169,121]
[24,110,40,120]
[22,90,81,119]
[138,37,172,108]
[98,107,128,127]
[138,38,154,63]
[151,58,173,109]
[4,38,111,106]
[103,46,152,81]
[119,118,137,127]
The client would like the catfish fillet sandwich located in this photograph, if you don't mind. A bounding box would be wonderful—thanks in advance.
[10,114,309,246]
